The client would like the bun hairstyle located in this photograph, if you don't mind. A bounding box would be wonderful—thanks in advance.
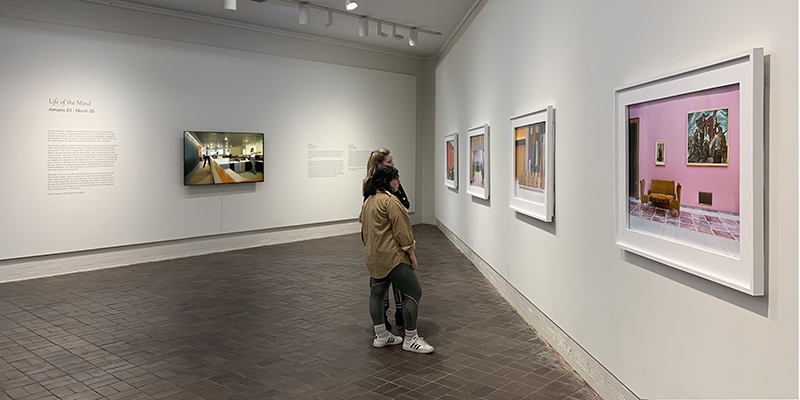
[363,165,399,198]
[365,148,391,180]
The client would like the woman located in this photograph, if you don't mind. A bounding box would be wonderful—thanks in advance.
[364,148,408,330]
[360,166,433,353]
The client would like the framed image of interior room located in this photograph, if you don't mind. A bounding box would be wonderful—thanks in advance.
[466,124,489,199]
[615,48,764,296]
[509,106,555,222]
[444,132,458,189]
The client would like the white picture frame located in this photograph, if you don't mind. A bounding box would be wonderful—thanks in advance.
[614,48,764,296]
[466,124,489,199]
[444,132,458,189]
[509,106,555,221]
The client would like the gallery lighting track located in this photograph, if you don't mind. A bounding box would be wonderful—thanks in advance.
[79,0,434,59]
[265,0,441,46]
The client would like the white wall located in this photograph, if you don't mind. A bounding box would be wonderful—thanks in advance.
[435,1,797,399]
[0,0,431,269]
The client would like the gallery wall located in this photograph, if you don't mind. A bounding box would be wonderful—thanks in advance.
[0,1,423,263]
[435,0,797,399]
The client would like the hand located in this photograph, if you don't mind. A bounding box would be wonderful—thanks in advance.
[408,250,418,271]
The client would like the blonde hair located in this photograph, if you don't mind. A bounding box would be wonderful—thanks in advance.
[362,148,391,195]
[365,148,391,180]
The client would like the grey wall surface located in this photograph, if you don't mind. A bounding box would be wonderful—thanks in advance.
[434,1,797,398]
[0,0,432,268]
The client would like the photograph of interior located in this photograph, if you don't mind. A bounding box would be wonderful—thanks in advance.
[183,131,264,185]
[628,85,740,258]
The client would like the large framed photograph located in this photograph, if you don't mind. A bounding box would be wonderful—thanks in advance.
[467,124,489,199]
[509,106,555,221]
[444,132,458,189]
[615,48,764,295]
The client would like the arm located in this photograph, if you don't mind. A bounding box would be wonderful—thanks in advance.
[386,194,416,263]
[407,249,418,270]
[394,183,411,210]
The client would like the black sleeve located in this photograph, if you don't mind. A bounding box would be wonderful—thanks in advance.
[394,183,411,210]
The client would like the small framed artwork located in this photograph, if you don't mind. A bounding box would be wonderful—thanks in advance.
[655,140,666,166]
[444,132,458,189]
[509,106,555,221]
[467,124,489,199]
[615,48,764,295]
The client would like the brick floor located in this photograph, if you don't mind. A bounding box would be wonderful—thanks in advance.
[0,225,600,400]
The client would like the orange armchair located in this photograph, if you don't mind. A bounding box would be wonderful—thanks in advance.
[642,179,682,215]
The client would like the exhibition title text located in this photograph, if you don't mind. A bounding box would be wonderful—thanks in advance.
[49,98,92,106]
[48,98,95,114]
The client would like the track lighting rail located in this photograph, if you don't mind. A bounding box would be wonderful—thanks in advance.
[275,0,442,37]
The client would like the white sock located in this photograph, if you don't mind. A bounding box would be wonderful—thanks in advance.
[405,329,418,341]
[374,324,389,338]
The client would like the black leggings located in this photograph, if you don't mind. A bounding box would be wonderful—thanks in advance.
[369,264,422,330]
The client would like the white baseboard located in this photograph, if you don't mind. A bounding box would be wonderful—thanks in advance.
[436,221,639,400]
[0,221,361,284]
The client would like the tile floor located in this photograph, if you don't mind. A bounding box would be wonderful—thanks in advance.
[628,200,740,241]
[0,225,600,400]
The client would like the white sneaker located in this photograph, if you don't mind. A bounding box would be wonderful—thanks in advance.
[373,333,403,348]
[402,335,434,354]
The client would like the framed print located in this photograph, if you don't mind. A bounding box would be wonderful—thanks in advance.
[467,124,489,199]
[615,48,764,295]
[444,132,458,189]
[655,140,666,166]
[509,106,554,221]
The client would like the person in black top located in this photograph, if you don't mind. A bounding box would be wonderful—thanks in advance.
[363,148,410,331]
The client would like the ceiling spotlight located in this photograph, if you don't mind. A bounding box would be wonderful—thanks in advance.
[377,22,388,38]
[324,10,333,28]
[358,17,368,37]
[224,0,236,10]
[409,28,418,47]
[345,0,358,11]
[393,25,404,41]
[299,3,309,25]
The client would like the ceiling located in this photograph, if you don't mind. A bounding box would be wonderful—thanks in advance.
[106,0,479,59]
[187,131,263,152]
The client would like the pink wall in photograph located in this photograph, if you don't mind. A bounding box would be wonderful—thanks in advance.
[629,84,740,214]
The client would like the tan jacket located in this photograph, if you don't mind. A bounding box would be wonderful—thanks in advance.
[359,190,415,278]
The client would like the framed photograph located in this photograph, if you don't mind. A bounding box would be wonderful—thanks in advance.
[655,140,666,166]
[615,48,764,295]
[467,124,489,199]
[687,107,730,166]
[444,132,458,189]
[509,106,555,221]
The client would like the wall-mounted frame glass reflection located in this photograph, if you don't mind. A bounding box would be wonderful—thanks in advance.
[509,106,555,221]
[444,132,458,189]
[614,48,764,295]
[467,124,489,199]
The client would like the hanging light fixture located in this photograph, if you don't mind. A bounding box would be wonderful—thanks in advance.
[409,28,418,47]
[345,0,358,11]
[299,3,310,25]
[377,22,388,38]
[224,0,236,10]
[358,17,368,37]
[393,24,404,41]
